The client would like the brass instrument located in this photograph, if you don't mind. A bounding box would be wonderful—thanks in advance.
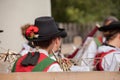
[0,49,21,72]
[52,50,72,72]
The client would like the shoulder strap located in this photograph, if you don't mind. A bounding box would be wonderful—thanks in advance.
[94,49,115,71]
[32,57,56,72]
[99,50,115,57]
[11,58,19,72]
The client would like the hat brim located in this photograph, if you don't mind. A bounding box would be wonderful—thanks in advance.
[26,28,67,41]
[58,28,67,38]
[98,22,120,32]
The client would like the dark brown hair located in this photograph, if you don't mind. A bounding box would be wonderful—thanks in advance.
[21,24,31,37]
[103,30,120,41]
[33,37,57,49]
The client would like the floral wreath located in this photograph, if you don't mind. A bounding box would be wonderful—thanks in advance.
[25,25,39,39]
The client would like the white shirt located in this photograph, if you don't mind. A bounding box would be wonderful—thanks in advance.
[50,51,91,71]
[98,45,120,71]
[73,37,98,66]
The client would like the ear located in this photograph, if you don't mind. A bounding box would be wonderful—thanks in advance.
[52,37,60,47]
[56,37,61,44]
[51,38,60,52]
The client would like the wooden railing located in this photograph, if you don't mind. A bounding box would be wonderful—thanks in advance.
[59,23,101,43]
[0,72,120,80]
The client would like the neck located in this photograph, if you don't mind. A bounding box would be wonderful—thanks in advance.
[45,45,54,55]
[108,39,120,48]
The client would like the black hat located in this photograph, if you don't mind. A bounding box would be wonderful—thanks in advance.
[25,16,67,41]
[98,21,120,32]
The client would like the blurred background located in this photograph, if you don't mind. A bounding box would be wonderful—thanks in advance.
[0,0,120,54]
[51,0,120,23]
[51,0,120,54]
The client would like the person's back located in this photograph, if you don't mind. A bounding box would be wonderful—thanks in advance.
[12,16,67,72]
[95,44,120,71]
[94,17,120,71]
[12,51,57,72]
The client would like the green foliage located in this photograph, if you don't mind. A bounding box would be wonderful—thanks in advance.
[51,0,120,23]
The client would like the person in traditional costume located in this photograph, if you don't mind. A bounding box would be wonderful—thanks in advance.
[94,19,120,71]
[12,16,67,72]
[69,16,119,69]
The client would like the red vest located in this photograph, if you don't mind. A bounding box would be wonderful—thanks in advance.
[14,53,57,72]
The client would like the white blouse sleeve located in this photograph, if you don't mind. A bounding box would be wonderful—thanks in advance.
[101,51,120,71]
[47,63,63,72]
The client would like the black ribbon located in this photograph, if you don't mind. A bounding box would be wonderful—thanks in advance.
[21,52,40,66]
[102,43,115,48]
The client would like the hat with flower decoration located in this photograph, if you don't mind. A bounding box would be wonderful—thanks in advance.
[25,16,67,41]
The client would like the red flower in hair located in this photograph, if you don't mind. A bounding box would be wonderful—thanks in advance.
[26,25,39,39]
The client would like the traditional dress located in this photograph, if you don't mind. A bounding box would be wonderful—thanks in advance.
[95,44,120,71]
[12,49,62,72]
